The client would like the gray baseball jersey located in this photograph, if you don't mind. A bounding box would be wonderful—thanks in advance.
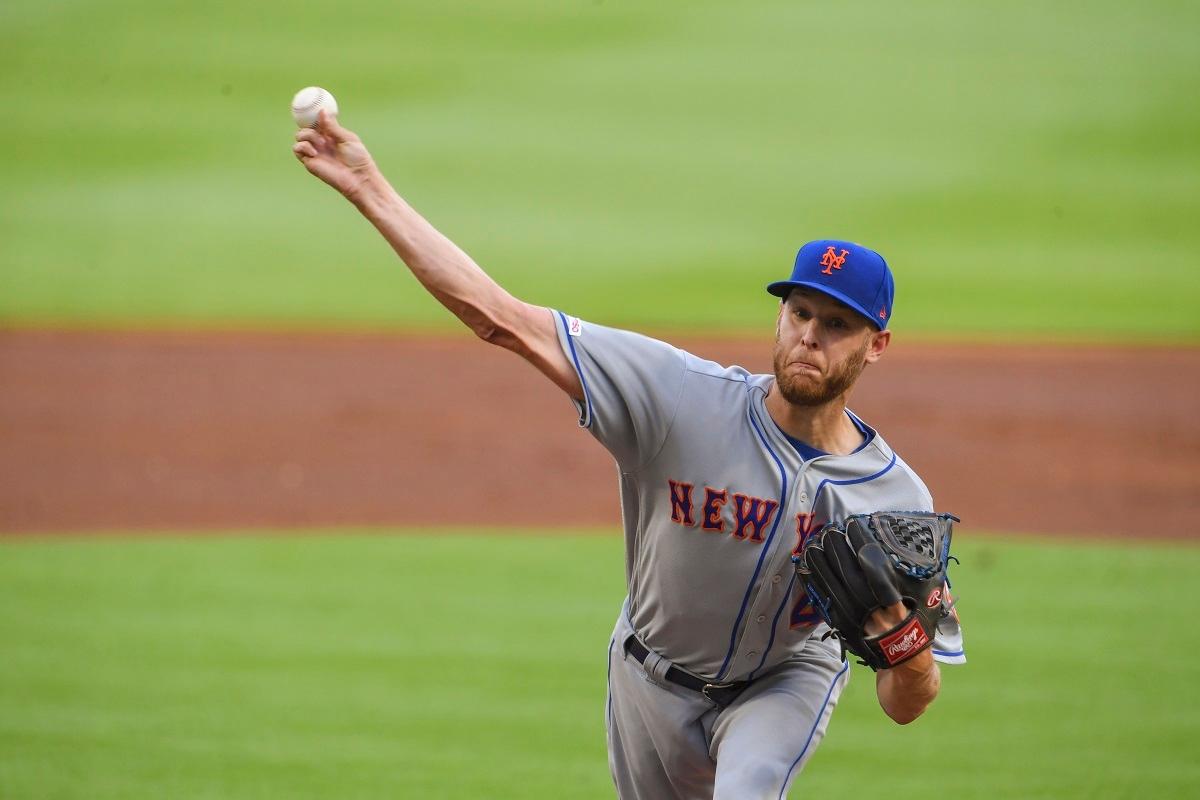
[553,312,964,799]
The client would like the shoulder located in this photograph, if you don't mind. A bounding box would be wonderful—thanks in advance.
[861,431,935,511]
[680,351,758,387]
[554,314,765,389]
[890,453,935,511]
[835,411,936,511]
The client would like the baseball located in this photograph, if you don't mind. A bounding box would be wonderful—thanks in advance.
[291,86,338,128]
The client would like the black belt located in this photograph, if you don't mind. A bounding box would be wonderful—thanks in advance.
[623,635,750,708]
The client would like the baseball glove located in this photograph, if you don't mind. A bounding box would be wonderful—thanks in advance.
[795,511,958,671]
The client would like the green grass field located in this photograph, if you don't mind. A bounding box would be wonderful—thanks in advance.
[1,532,1197,799]
[4,0,1199,339]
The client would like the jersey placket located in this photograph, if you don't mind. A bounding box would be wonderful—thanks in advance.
[719,395,813,680]
[744,468,816,676]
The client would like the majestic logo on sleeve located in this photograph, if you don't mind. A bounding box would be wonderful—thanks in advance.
[667,479,778,544]
[819,247,849,275]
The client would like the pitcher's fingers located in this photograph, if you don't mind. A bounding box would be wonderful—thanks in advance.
[293,141,318,160]
[295,128,330,149]
[316,108,357,143]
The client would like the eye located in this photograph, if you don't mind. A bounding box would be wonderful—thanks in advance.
[829,317,847,330]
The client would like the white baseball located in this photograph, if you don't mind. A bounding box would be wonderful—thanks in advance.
[291,86,338,128]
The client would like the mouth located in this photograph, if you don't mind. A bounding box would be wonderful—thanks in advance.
[788,361,822,375]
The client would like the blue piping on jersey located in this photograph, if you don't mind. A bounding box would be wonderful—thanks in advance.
[933,648,964,658]
[810,450,899,510]
[748,451,901,672]
[605,636,615,729]
[747,577,793,681]
[556,311,594,427]
[716,401,792,682]
[778,660,849,799]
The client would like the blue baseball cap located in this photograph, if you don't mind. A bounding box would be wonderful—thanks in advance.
[766,239,895,330]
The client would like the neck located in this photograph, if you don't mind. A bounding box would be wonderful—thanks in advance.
[764,382,862,456]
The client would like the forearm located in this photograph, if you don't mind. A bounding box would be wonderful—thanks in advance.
[348,171,529,347]
[874,649,941,724]
[295,115,580,398]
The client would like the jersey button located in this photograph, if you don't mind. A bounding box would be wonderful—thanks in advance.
[746,651,758,660]
[771,574,782,584]
[799,493,809,503]
[756,614,767,624]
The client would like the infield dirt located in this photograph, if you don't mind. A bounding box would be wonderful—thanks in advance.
[2,330,1196,538]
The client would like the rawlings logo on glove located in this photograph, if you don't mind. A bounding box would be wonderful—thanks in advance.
[794,511,958,671]
[879,619,929,665]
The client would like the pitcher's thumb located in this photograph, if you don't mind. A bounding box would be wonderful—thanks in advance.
[317,109,355,143]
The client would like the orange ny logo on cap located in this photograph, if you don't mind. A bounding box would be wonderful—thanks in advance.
[819,246,849,275]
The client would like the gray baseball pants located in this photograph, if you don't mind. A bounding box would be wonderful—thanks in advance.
[605,612,849,800]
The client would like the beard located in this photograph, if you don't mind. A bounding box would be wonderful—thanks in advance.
[772,336,870,407]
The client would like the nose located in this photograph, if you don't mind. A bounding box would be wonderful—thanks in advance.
[797,318,819,350]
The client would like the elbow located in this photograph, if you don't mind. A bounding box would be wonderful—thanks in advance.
[470,302,540,356]
[884,700,930,726]
[474,319,521,352]
[472,319,502,344]
[439,291,513,348]
[881,687,937,725]
[878,661,940,725]
[461,305,512,349]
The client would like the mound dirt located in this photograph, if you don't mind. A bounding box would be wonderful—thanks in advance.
[1,329,1196,538]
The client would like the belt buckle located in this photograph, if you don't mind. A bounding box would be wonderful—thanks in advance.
[701,682,739,705]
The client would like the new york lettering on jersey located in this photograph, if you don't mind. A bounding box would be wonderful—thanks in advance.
[553,313,963,680]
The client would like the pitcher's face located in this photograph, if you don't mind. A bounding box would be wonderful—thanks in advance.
[772,288,890,407]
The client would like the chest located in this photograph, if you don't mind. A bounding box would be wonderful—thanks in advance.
[646,435,859,562]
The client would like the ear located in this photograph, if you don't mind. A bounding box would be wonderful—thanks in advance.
[864,329,891,364]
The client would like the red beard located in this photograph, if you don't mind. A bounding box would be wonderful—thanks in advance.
[772,337,869,407]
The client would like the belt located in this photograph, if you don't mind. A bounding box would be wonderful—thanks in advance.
[623,635,750,708]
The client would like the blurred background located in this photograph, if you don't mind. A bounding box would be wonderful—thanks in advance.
[4,0,1198,335]
[2,1,1198,798]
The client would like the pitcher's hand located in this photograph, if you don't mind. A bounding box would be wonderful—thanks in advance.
[293,110,378,201]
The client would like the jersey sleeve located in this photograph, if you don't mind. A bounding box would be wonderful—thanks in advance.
[552,311,688,470]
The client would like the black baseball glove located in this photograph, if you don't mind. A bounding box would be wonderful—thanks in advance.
[795,511,958,671]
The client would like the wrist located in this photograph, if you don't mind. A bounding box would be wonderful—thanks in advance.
[345,168,390,211]
[889,646,935,676]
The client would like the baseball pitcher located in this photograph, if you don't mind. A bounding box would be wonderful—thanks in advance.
[293,111,965,800]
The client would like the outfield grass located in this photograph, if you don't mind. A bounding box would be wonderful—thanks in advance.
[3,1,1198,339]
[1,531,1196,799]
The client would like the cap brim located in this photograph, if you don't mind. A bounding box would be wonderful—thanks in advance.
[765,280,886,330]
